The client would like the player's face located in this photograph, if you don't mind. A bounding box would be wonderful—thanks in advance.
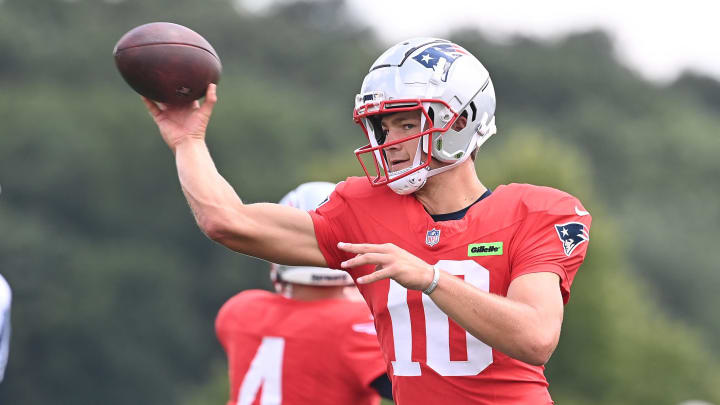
[379,110,424,172]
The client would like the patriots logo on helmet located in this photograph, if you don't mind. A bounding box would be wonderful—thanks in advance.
[412,43,468,81]
[555,222,589,256]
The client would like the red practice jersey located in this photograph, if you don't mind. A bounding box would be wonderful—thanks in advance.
[309,177,592,404]
[215,289,387,405]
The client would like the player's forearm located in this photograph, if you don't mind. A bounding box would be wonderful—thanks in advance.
[429,273,559,365]
[174,138,246,239]
[172,143,327,266]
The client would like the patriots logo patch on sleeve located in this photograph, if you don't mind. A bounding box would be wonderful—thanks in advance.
[555,222,589,256]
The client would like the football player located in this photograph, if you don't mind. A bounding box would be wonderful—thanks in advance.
[215,182,390,405]
[0,273,11,383]
[144,37,591,404]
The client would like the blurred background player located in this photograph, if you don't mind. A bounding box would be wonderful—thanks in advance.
[215,182,392,405]
[0,273,11,383]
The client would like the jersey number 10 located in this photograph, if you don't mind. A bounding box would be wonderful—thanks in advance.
[387,260,493,376]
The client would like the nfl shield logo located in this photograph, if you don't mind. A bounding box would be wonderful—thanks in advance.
[425,228,441,247]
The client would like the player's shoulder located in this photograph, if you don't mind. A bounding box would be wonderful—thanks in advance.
[311,298,373,324]
[316,177,400,219]
[494,183,586,216]
[221,289,279,311]
[334,176,395,201]
[326,299,377,335]
[216,289,282,331]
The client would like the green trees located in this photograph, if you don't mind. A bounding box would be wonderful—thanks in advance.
[1,0,719,404]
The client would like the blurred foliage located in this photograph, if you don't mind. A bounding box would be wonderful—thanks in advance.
[1,0,719,404]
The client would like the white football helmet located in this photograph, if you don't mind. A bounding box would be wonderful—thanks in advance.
[270,182,353,288]
[353,38,497,194]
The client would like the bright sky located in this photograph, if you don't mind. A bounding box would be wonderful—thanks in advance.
[243,0,720,83]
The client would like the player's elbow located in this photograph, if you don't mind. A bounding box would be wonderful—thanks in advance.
[521,332,559,366]
[523,346,554,366]
[198,212,249,244]
[200,218,230,242]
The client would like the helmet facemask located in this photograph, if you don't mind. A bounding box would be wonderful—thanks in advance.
[353,95,460,194]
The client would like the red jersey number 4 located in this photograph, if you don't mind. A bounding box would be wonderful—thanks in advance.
[237,337,284,404]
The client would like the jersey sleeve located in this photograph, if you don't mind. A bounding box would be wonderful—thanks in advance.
[308,181,352,270]
[339,312,388,390]
[509,195,591,304]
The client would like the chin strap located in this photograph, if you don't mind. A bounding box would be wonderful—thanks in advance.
[426,135,477,178]
[477,112,497,139]
[424,112,496,179]
[387,165,428,195]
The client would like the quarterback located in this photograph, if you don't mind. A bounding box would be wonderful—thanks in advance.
[216,182,389,405]
[143,38,591,404]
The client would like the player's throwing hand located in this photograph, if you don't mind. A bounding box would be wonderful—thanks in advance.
[142,84,217,152]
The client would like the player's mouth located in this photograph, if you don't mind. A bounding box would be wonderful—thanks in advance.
[388,158,410,172]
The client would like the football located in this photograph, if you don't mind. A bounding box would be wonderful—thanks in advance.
[113,22,221,105]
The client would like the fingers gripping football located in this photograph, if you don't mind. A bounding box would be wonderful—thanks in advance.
[338,242,435,290]
[143,84,218,152]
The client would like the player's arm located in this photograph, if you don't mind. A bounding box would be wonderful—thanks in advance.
[142,84,326,267]
[338,243,562,366]
[424,270,563,366]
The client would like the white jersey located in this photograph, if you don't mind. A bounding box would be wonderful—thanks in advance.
[0,274,11,383]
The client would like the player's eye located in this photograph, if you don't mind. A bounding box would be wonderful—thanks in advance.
[403,123,416,130]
